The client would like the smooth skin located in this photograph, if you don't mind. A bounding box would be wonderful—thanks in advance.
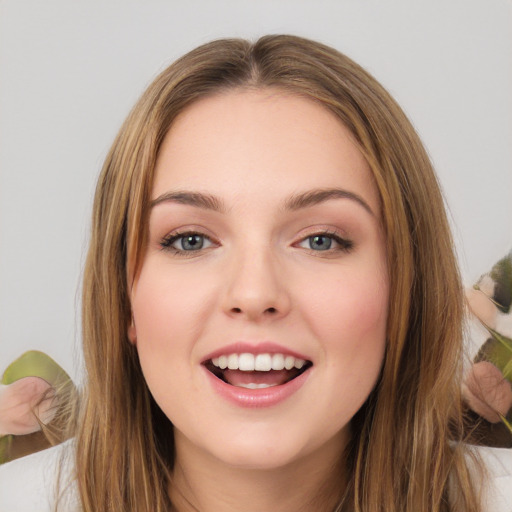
[129,89,389,512]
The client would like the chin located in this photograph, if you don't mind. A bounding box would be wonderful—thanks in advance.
[198,422,339,471]
[210,442,307,471]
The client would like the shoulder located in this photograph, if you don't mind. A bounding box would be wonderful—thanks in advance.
[472,445,512,512]
[0,439,79,512]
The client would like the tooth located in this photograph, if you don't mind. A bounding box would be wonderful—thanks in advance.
[238,383,258,389]
[212,352,308,372]
[294,358,306,369]
[236,383,276,389]
[284,355,295,370]
[227,354,239,370]
[255,354,272,371]
[239,353,255,371]
[271,354,285,370]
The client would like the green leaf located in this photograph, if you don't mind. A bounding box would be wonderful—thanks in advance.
[0,351,75,465]
[487,328,512,355]
[1,351,71,388]
[503,358,512,381]
[499,413,512,434]
[476,329,512,384]
[0,435,10,465]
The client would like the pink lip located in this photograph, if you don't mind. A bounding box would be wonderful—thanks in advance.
[202,364,311,408]
[202,342,310,362]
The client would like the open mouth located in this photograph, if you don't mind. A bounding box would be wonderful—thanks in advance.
[203,353,313,389]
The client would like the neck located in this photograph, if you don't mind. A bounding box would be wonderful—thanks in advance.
[169,430,348,512]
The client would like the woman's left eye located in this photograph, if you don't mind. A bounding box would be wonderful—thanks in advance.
[160,232,213,253]
[297,233,353,252]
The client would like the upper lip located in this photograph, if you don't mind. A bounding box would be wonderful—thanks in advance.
[201,341,312,364]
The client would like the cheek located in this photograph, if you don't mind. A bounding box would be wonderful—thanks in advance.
[303,265,388,405]
[305,267,388,343]
[130,264,206,411]
[131,261,216,348]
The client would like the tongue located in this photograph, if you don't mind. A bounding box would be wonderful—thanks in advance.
[223,369,292,387]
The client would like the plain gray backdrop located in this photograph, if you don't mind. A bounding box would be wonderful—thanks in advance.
[1,0,511,381]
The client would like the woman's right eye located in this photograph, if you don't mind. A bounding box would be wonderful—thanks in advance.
[160,232,213,253]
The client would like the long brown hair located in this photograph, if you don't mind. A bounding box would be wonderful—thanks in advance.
[76,35,482,511]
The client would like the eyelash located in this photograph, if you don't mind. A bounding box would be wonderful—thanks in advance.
[159,230,354,255]
[298,231,354,254]
[160,231,216,256]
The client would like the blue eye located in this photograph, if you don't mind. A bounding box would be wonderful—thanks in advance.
[298,233,353,253]
[161,232,213,252]
[307,235,332,251]
[178,234,204,250]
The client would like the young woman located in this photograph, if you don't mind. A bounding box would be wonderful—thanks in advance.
[1,34,511,512]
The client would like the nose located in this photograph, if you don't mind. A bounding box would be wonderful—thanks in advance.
[222,246,291,322]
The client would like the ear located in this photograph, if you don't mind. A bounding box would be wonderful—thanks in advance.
[128,317,137,345]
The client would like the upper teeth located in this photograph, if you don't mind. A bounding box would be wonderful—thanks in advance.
[211,353,306,372]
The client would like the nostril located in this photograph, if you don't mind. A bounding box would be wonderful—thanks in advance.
[230,306,277,315]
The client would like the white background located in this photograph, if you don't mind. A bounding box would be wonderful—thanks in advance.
[1,0,511,381]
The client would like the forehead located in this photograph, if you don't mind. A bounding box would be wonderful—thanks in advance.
[152,89,380,213]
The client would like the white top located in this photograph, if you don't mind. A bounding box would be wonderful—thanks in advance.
[0,440,79,512]
[0,441,511,511]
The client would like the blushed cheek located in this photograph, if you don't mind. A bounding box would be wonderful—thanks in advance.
[132,265,219,352]
[131,272,180,351]
[339,275,388,395]
[355,278,388,339]
[312,271,388,344]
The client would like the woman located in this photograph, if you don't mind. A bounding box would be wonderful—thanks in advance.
[1,34,511,512]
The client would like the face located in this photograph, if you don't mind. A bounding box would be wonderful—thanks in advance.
[130,90,388,470]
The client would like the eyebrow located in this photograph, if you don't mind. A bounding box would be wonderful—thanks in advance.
[284,188,374,216]
[151,191,226,212]
[151,187,374,216]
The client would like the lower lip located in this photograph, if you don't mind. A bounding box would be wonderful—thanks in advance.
[202,366,311,408]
